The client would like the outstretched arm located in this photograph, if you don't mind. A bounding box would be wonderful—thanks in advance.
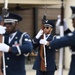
[40,32,75,49]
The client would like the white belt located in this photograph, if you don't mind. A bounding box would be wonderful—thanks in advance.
[71,52,75,55]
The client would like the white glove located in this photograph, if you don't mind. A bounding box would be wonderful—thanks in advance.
[56,15,68,33]
[0,25,6,34]
[64,19,68,31]
[35,29,43,39]
[39,39,48,45]
[0,43,10,52]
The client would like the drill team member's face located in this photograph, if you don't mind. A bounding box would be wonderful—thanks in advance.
[43,26,53,34]
[4,22,18,34]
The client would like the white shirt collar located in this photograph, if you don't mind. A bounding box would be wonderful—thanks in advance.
[45,34,51,39]
[9,31,17,43]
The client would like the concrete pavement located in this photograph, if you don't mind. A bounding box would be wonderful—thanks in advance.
[26,65,69,75]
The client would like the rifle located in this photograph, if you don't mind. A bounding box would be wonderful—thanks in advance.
[40,14,47,71]
[58,0,64,75]
[0,19,3,75]
[1,0,8,75]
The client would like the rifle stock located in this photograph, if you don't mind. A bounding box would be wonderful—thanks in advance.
[40,35,47,71]
[40,14,47,71]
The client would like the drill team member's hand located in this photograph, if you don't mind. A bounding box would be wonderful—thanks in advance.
[0,43,10,52]
[40,39,48,45]
[35,29,43,39]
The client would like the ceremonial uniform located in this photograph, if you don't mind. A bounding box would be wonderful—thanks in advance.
[50,30,75,75]
[32,20,57,75]
[33,34,56,72]
[0,12,33,75]
[39,6,75,75]
[4,30,32,75]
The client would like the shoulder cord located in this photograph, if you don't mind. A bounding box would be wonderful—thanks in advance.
[19,32,29,57]
[19,32,27,45]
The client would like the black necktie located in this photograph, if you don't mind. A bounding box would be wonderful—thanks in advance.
[46,35,48,38]
[9,35,13,39]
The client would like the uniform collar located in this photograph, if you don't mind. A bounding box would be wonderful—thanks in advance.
[9,31,17,37]
[46,34,51,39]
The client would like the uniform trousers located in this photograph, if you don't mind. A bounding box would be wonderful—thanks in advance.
[36,70,55,75]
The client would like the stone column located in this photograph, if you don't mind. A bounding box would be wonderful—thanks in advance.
[64,0,75,69]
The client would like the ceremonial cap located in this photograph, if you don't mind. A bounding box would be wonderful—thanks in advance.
[70,6,75,19]
[44,20,54,28]
[4,12,22,23]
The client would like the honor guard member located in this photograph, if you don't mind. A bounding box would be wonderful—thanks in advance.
[32,20,57,75]
[40,6,75,75]
[0,12,33,75]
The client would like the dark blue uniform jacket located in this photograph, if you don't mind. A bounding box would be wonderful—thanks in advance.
[50,29,75,75]
[3,30,33,75]
[32,34,57,71]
